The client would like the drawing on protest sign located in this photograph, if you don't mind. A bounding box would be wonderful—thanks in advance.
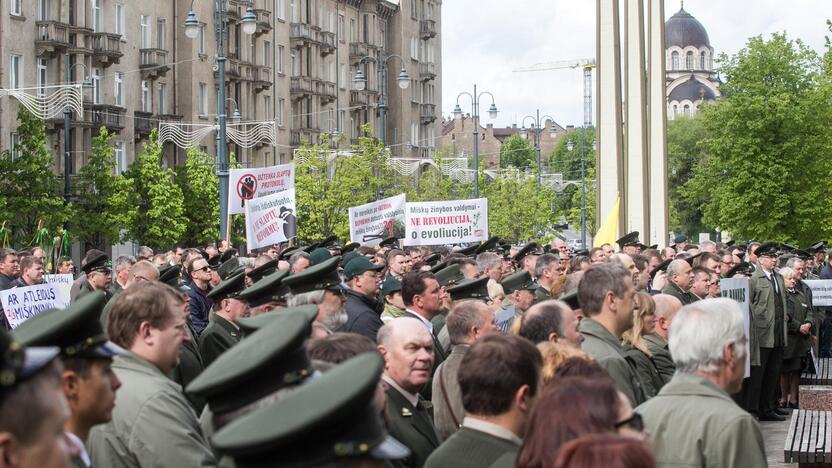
[348,194,406,246]
[244,188,297,250]
[44,274,73,308]
[1,284,62,329]
[404,198,488,247]
[720,277,751,377]
[228,163,295,215]
[803,280,832,307]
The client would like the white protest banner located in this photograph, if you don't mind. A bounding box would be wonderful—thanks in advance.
[803,280,832,307]
[228,163,295,215]
[44,274,73,308]
[244,188,297,250]
[720,277,751,377]
[1,284,63,329]
[348,194,406,246]
[404,198,488,247]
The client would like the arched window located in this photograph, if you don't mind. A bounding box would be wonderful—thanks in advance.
[683,104,691,117]
[672,104,678,119]
[685,51,694,70]
[671,51,679,70]
[700,51,706,70]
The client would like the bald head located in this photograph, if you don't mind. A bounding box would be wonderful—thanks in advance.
[127,260,160,286]
[667,259,693,291]
[653,294,682,340]
[377,317,434,393]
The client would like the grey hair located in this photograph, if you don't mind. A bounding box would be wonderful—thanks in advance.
[534,253,560,278]
[476,252,501,272]
[779,267,795,280]
[785,257,804,269]
[699,240,716,251]
[288,251,311,269]
[286,290,326,307]
[114,255,136,273]
[666,259,689,278]
[447,300,489,345]
[669,298,746,374]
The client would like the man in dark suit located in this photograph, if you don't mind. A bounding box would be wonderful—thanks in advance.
[378,318,441,468]
[401,271,447,370]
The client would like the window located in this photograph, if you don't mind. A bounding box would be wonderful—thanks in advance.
[700,51,706,70]
[329,109,335,132]
[91,68,102,104]
[158,83,166,114]
[141,80,151,112]
[114,141,126,174]
[92,0,102,32]
[198,83,207,114]
[410,123,419,147]
[362,14,369,42]
[157,18,166,49]
[290,52,297,75]
[683,104,691,117]
[115,3,126,37]
[9,133,20,160]
[338,15,344,41]
[329,12,335,32]
[10,0,21,16]
[140,16,151,48]
[410,37,418,59]
[198,25,206,54]
[263,95,270,120]
[264,41,271,67]
[249,37,256,64]
[339,64,345,89]
[410,0,417,18]
[671,51,679,71]
[36,58,47,98]
[685,51,693,70]
[277,98,284,126]
[339,110,345,133]
[290,0,297,22]
[350,19,356,42]
[277,0,285,21]
[329,61,335,82]
[199,145,208,154]
[114,72,124,106]
[38,0,48,20]
[277,45,284,73]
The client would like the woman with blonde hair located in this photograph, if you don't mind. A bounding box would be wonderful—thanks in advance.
[537,341,592,385]
[621,292,664,398]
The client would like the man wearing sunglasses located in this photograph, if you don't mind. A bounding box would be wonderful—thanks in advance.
[185,257,214,336]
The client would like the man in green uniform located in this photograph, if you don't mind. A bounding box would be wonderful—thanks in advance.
[495,270,538,332]
[236,268,290,317]
[532,253,561,303]
[75,252,113,304]
[637,299,766,467]
[578,262,646,405]
[87,282,216,467]
[643,294,682,385]
[436,277,493,354]
[513,242,541,278]
[429,263,466,336]
[282,256,348,338]
[661,259,696,305]
[425,334,541,468]
[13,293,125,468]
[199,271,249,367]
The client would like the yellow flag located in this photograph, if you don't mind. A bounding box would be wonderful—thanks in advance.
[593,195,620,248]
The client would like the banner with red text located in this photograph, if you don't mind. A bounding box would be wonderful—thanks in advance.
[244,189,297,249]
[404,198,488,246]
[228,163,295,215]
[348,194,406,246]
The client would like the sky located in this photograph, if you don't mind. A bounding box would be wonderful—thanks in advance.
[441,0,831,129]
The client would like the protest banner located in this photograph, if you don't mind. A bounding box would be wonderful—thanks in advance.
[803,280,832,307]
[720,277,751,377]
[244,188,297,250]
[228,163,295,215]
[404,198,488,247]
[1,284,62,328]
[44,274,73,308]
[348,194,406,246]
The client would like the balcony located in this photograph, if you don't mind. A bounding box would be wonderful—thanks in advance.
[320,31,336,55]
[290,76,314,99]
[419,62,436,81]
[91,32,122,66]
[420,19,436,39]
[254,9,272,35]
[420,103,436,124]
[134,111,154,140]
[349,42,376,63]
[215,58,242,81]
[290,23,317,47]
[317,80,337,103]
[89,104,125,132]
[252,65,272,92]
[350,91,369,108]
[67,27,93,56]
[140,49,170,79]
[35,20,70,57]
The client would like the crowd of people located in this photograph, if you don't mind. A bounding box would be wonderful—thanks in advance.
[0,231,828,467]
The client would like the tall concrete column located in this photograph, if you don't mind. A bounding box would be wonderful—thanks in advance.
[624,0,649,238]
[596,0,625,236]
[647,0,668,246]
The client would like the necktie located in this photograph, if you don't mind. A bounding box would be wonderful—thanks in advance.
[769,274,779,295]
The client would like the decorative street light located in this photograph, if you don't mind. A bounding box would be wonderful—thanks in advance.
[520,109,557,184]
[352,54,409,145]
[64,57,93,205]
[225,98,242,122]
[453,85,498,197]
[185,0,255,240]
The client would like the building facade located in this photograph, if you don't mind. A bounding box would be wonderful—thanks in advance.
[0,0,441,175]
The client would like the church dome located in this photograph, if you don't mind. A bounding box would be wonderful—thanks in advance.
[665,7,711,48]
[668,76,716,102]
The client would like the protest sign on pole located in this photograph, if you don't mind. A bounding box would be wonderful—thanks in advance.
[1,284,63,328]
[348,194,406,246]
[44,274,73,308]
[244,188,297,250]
[720,277,751,377]
[404,198,488,247]
[803,280,832,306]
[228,163,295,215]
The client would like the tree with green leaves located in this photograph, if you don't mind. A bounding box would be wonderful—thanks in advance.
[402,149,473,203]
[0,107,72,247]
[124,130,186,248]
[175,147,219,245]
[547,127,596,219]
[666,115,710,236]
[566,166,596,237]
[482,167,559,242]
[685,32,832,245]
[499,134,536,169]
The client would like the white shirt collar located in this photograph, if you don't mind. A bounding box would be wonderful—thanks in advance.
[405,309,433,333]
[382,374,420,407]
[65,432,91,467]
[462,417,523,446]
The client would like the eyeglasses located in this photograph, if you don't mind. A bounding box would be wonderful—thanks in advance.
[194,266,211,273]
[614,412,644,432]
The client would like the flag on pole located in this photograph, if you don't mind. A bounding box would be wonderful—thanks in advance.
[593,195,620,248]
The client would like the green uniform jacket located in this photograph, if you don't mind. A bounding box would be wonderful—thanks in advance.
[534,285,551,303]
[171,320,206,413]
[749,268,787,359]
[76,281,112,305]
[660,282,695,306]
[636,372,766,468]
[199,314,241,367]
[623,343,664,399]
[784,284,817,360]
[404,311,447,401]
[385,384,441,468]
[580,318,645,405]
[382,304,407,322]
[430,345,468,441]
[86,353,216,468]
[430,310,448,338]
[423,427,519,468]
[643,334,675,385]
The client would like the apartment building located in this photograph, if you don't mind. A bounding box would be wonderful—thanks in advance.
[0,0,441,174]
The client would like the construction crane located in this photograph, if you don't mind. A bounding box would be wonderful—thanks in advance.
[513,59,596,127]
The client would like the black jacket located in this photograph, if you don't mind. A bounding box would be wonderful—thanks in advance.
[342,288,384,342]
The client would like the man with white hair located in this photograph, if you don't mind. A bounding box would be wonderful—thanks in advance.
[644,294,682,385]
[637,298,766,467]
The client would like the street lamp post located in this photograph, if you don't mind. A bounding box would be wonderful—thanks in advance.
[519,109,557,184]
[453,85,498,197]
[63,55,92,205]
[352,54,409,145]
[567,135,591,249]
[185,0,256,241]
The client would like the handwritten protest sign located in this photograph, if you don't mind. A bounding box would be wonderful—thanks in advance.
[404,198,488,246]
[720,277,751,377]
[803,280,832,307]
[348,194,406,246]
[1,284,62,328]
[244,188,297,250]
[228,163,295,215]
[44,274,73,309]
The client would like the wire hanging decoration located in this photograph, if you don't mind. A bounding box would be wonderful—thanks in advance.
[158,119,277,149]
[0,84,84,120]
